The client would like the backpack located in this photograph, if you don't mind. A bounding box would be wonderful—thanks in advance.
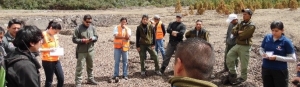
[0,46,7,87]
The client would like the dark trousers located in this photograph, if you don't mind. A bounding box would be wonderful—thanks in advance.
[42,61,64,87]
[161,43,177,69]
[262,67,288,87]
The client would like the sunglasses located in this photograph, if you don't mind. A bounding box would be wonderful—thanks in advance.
[85,21,92,23]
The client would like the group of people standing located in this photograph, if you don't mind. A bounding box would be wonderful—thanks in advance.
[0,8,298,87]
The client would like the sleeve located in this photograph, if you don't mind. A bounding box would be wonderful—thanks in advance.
[18,62,40,87]
[72,27,84,44]
[231,24,239,36]
[275,40,296,62]
[205,31,209,42]
[166,22,173,34]
[176,24,186,37]
[91,27,98,42]
[127,28,132,36]
[136,26,140,48]
[162,23,166,36]
[185,30,191,38]
[113,26,118,36]
[238,25,255,40]
[259,36,267,58]
[152,26,156,45]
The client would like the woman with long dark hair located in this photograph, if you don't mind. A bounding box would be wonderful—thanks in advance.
[39,21,64,87]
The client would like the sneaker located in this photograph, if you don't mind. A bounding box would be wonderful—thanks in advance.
[155,71,162,75]
[141,71,146,76]
[123,76,128,80]
[114,77,120,83]
[87,79,98,85]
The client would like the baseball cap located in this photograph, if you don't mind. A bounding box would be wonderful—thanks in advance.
[83,14,92,20]
[154,15,160,19]
[176,14,182,18]
[226,13,238,23]
[242,9,253,15]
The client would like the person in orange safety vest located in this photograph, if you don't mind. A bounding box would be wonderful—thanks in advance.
[153,15,166,60]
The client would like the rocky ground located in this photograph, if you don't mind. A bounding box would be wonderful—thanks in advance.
[0,7,299,87]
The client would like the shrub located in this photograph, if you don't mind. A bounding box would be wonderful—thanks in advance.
[197,8,206,15]
[175,0,182,13]
[289,0,298,10]
[189,5,194,15]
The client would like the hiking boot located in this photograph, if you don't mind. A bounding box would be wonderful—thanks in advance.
[114,77,120,83]
[87,79,98,85]
[155,70,162,76]
[228,73,237,85]
[231,77,245,85]
[141,71,146,76]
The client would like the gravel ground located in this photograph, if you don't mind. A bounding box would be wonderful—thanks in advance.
[0,7,299,87]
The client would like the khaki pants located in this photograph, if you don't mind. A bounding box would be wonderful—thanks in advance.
[138,45,159,72]
[75,51,94,84]
[226,44,251,80]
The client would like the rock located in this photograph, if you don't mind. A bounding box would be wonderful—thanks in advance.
[130,41,135,45]
[59,29,73,35]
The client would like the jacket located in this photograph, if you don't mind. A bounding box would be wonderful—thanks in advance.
[167,22,186,42]
[185,28,209,42]
[231,20,256,45]
[136,23,155,47]
[72,24,98,53]
[5,48,41,87]
[169,76,217,87]
[226,23,238,45]
[2,32,16,58]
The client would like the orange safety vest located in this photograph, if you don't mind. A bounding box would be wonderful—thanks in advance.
[156,21,164,39]
[114,25,130,51]
[41,31,59,61]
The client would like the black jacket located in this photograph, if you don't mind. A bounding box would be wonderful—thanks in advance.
[5,48,41,87]
[166,22,186,42]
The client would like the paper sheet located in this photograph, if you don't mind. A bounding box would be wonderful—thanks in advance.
[50,48,64,56]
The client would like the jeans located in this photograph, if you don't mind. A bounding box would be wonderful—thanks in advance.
[113,49,128,77]
[75,51,94,84]
[42,61,64,87]
[155,39,166,60]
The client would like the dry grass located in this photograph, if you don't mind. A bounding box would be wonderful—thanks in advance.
[189,5,194,15]
[175,0,182,13]
[290,0,298,10]
[197,8,205,15]
[274,2,284,9]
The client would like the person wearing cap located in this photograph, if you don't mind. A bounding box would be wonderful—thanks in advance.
[219,13,239,73]
[160,14,186,74]
[153,15,166,61]
[185,20,209,42]
[72,14,98,87]
[259,21,296,87]
[226,9,256,85]
[136,14,162,76]
[110,17,131,83]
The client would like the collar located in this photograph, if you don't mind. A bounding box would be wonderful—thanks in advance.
[169,76,217,87]
[5,32,14,40]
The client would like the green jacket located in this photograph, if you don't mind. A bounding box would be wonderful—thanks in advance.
[136,23,155,47]
[231,20,255,45]
[169,76,217,87]
[185,28,209,42]
[72,24,98,53]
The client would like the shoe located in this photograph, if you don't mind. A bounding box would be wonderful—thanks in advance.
[75,84,81,87]
[114,77,120,83]
[141,71,146,76]
[123,76,128,80]
[228,73,237,85]
[160,67,166,74]
[231,77,245,85]
[87,79,98,85]
[155,71,162,75]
